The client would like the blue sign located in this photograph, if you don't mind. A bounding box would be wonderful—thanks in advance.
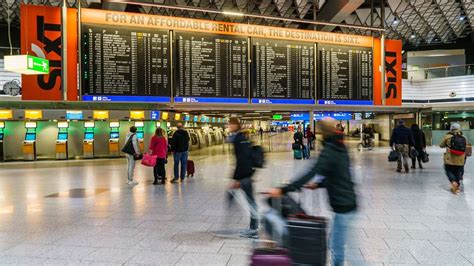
[290,113,310,121]
[315,112,352,121]
[83,95,170,103]
[66,111,83,120]
[193,116,199,122]
[252,98,315,105]
[175,97,248,104]
[318,100,373,106]
[184,115,190,121]
[151,111,161,120]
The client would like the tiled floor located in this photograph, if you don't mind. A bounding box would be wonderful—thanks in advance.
[0,136,473,265]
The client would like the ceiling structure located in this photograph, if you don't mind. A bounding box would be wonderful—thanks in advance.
[0,0,473,48]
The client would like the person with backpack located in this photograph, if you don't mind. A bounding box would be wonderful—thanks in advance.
[294,126,308,158]
[269,117,357,266]
[124,126,140,185]
[170,123,190,183]
[390,120,414,173]
[410,124,426,169]
[440,123,467,194]
[228,117,258,239]
[149,127,168,185]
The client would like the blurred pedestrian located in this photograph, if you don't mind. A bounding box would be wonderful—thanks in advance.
[259,127,264,140]
[390,120,414,173]
[269,118,357,266]
[294,125,308,158]
[306,125,315,150]
[149,127,168,185]
[228,117,258,239]
[170,123,190,183]
[410,124,426,169]
[440,123,467,194]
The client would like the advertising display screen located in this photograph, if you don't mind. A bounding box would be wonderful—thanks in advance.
[136,132,144,139]
[110,132,119,139]
[81,24,169,101]
[66,111,83,120]
[175,32,248,102]
[318,44,373,102]
[252,39,314,103]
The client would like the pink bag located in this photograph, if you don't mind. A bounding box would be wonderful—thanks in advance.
[141,153,158,167]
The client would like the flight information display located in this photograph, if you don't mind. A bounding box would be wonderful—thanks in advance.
[318,44,373,101]
[175,32,248,98]
[81,24,170,98]
[252,39,315,100]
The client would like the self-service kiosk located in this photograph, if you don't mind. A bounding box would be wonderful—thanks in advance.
[0,122,4,161]
[83,121,95,159]
[134,121,144,152]
[23,122,37,161]
[55,121,69,160]
[109,121,120,157]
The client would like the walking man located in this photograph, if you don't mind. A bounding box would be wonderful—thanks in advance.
[390,120,414,173]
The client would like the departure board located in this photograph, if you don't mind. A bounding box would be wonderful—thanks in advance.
[175,32,248,98]
[318,44,373,101]
[81,24,169,97]
[252,39,315,99]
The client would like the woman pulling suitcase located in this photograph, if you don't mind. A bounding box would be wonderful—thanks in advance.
[269,117,357,266]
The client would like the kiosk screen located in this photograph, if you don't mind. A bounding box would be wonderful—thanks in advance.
[0,134,3,141]
[110,132,119,139]
[58,133,68,140]
[136,132,144,139]
[84,132,94,140]
[25,133,36,141]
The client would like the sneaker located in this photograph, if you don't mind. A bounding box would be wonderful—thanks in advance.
[132,180,139,185]
[170,178,179,183]
[396,169,401,173]
[127,181,133,185]
[239,229,258,239]
[411,165,416,169]
[153,181,159,185]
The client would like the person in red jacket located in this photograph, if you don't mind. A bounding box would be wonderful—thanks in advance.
[149,128,168,185]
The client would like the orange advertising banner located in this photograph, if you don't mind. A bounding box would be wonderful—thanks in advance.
[20,4,78,101]
[373,39,403,106]
[81,8,373,47]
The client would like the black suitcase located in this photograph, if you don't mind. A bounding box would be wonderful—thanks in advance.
[286,214,327,266]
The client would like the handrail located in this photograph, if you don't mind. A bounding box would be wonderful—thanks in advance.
[404,64,474,72]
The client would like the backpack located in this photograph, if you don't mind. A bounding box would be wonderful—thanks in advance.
[251,145,265,168]
[449,133,466,155]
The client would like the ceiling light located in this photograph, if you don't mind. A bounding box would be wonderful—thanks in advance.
[410,33,416,39]
[393,18,399,25]
[460,16,465,21]
[223,11,244,17]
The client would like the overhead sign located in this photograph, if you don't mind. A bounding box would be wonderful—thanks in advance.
[25,110,43,119]
[4,55,49,75]
[93,111,109,120]
[0,110,13,119]
[151,110,161,120]
[130,111,145,120]
[272,114,283,120]
[20,4,78,101]
[66,110,83,120]
[290,113,309,121]
[81,8,373,47]
[373,39,403,106]
[315,112,352,121]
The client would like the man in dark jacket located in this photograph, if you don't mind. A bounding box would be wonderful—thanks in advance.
[170,123,190,182]
[410,124,426,169]
[269,118,357,266]
[390,120,414,173]
[228,118,258,239]
[294,126,308,158]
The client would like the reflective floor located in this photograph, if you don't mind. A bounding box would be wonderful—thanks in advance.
[0,136,473,265]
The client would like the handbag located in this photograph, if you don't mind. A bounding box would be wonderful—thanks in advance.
[292,143,301,150]
[466,144,472,157]
[141,153,157,167]
[409,148,418,159]
[388,150,400,162]
[121,134,136,155]
[421,151,429,163]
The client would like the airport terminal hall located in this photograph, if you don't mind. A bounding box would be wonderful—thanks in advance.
[1,0,474,265]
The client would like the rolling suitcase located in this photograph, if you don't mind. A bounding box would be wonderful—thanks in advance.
[251,248,291,266]
[186,160,195,177]
[286,214,327,266]
[293,149,303,160]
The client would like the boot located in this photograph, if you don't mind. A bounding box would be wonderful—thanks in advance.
[405,165,409,173]
[411,164,416,169]
[419,162,423,169]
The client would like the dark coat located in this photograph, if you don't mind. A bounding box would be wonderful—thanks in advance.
[411,128,426,150]
[170,129,190,152]
[232,132,255,180]
[390,125,414,146]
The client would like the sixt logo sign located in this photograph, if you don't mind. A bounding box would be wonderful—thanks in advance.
[385,51,398,100]
[32,15,61,91]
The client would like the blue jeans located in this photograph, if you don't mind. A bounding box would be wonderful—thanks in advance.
[173,151,188,180]
[330,210,355,266]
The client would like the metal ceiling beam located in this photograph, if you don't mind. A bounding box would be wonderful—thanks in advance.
[316,0,365,32]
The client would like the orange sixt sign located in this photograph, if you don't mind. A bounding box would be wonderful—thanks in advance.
[81,8,373,47]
